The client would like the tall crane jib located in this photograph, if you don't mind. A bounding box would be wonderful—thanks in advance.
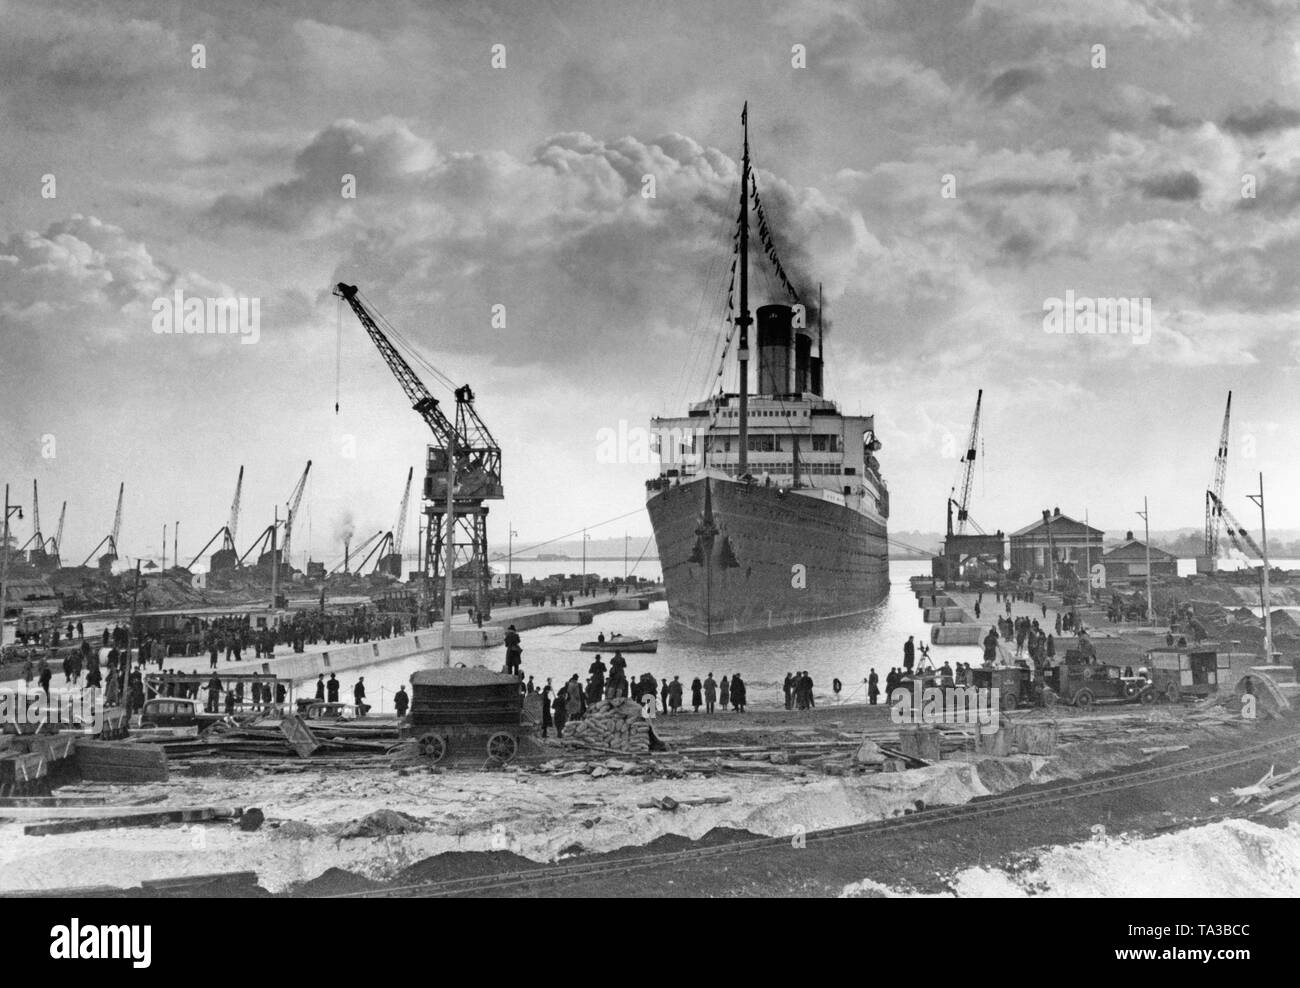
[954,388,983,536]
[1208,492,1264,560]
[1204,391,1232,561]
[333,283,503,618]
[280,460,311,573]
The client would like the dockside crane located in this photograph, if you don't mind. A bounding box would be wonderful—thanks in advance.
[19,481,44,558]
[81,482,123,568]
[242,461,311,574]
[377,466,413,578]
[947,389,984,537]
[936,390,1004,581]
[1202,391,1232,571]
[280,461,311,573]
[188,465,244,571]
[333,283,503,618]
[45,501,66,567]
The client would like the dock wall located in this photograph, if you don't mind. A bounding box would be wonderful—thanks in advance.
[930,625,984,645]
[922,607,968,623]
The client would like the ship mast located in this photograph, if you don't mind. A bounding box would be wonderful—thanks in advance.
[736,102,752,477]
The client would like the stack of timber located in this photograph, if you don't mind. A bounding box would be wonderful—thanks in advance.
[560,698,661,754]
[0,732,85,794]
[75,741,169,783]
[152,719,397,761]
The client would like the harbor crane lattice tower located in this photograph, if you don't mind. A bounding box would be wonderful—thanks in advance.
[46,500,66,568]
[1198,391,1232,573]
[333,283,503,618]
[936,390,1004,581]
[189,465,245,572]
[81,482,123,569]
[377,466,414,579]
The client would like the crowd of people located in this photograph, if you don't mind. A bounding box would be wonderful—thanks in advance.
[502,629,754,738]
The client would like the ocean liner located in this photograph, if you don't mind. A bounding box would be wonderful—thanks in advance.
[645,106,890,636]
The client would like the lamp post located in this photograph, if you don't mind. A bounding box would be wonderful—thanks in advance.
[442,430,457,669]
[582,530,590,596]
[0,486,24,651]
[1247,473,1272,664]
[507,524,518,598]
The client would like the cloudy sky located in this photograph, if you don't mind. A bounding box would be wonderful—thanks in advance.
[2,0,1298,570]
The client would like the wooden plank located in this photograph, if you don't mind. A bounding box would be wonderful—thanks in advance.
[278,715,321,758]
[23,805,242,837]
[1,803,240,821]
[7,885,126,898]
[141,870,258,892]
[74,741,169,783]
[0,796,107,808]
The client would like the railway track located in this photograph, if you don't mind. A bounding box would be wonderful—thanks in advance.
[332,729,1300,898]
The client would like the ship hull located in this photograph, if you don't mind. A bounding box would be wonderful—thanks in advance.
[647,476,889,636]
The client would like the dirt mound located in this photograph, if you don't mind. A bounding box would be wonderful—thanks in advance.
[293,867,384,897]
[338,809,425,838]
[394,849,538,884]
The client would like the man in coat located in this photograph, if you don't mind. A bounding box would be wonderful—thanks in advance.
[731,673,747,713]
[703,673,717,714]
[503,625,522,675]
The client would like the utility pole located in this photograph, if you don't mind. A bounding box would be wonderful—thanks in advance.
[1138,497,1153,625]
[1248,473,1272,663]
[1084,508,1092,604]
[507,524,518,598]
[162,524,167,571]
[582,530,589,595]
[624,532,630,582]
[270,506,279,613]
[125,558,142,706]
[442,432,457,668]
[174,521,179,571]
[0,486,24,652]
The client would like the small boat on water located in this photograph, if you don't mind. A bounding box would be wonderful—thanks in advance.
[580,634,658,653]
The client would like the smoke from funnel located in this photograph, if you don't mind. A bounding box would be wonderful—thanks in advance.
[748,177,832,340]
[334,510,355,547]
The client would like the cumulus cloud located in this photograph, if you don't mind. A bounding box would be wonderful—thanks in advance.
[208,117,440,232]
[210,118,881,370]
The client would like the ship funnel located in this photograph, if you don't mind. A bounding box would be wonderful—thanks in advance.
[757,305,793,396]
[809,355,823,396]
[794,331,812,393]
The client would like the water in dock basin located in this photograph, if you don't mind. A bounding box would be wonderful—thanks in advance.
[339,559,972,712]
